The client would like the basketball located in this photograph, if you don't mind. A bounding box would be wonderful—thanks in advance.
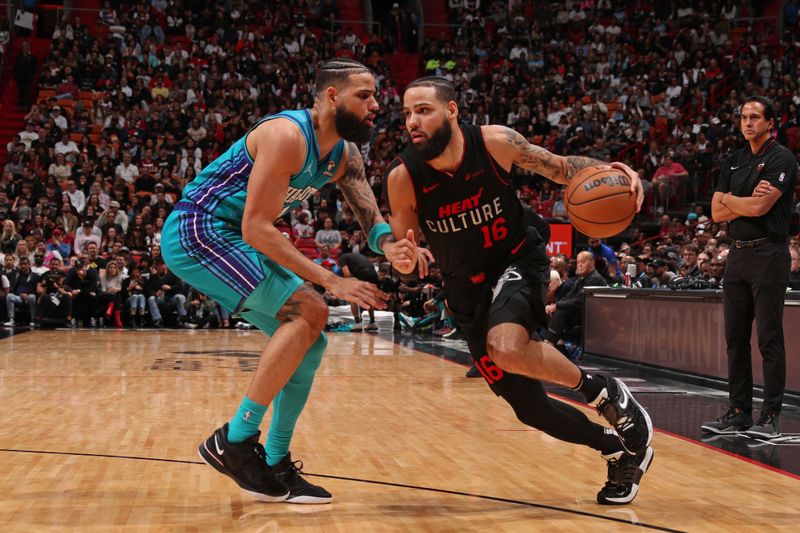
[564,166,637,238]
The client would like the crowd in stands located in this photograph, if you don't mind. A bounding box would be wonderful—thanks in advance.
[436,0,800,219]
[1,0,799,333]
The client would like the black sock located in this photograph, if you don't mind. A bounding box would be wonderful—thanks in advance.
[573,368,607,404]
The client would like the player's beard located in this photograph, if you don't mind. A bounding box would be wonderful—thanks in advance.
[410,119,452,161]
[334,104,374,144]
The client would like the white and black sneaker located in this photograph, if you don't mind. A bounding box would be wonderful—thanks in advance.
[590,376,653,454]
[597,446,654,505]
[198,424,289,502]
[272,452,333,504]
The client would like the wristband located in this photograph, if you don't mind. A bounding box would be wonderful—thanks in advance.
[368,223,392,255]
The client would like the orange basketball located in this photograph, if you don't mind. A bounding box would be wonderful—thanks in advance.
[564,166,636,238]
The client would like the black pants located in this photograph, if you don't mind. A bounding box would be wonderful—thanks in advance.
[16,78,32,109]
[723,242,790,415]
[544,308,580,343]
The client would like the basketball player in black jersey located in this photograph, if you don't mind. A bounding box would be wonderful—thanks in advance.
[383,77,653,505]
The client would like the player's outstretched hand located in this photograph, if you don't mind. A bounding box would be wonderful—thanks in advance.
[610,161,644,212]
[384,229,435,277]
[329,277,389,310]
[752,180,772,197]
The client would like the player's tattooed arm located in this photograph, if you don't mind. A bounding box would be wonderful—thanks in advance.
[337,142,394,248]
[500,127,604,185]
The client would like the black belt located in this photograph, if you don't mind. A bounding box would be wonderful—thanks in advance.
[733,237,774,249]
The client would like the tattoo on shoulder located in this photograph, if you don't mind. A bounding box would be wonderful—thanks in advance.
[338,142,381,234]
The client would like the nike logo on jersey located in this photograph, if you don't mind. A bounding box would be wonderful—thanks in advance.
[422,182,442,193]
[464,170,482,181]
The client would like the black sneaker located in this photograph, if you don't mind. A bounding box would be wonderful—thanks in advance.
[465,364,482,378]
[701,407,753,435]
[590,376,653,454]
[597,446,654,505]
[197,424,289,502]
[272,452,333,504]
[746,412,781,439]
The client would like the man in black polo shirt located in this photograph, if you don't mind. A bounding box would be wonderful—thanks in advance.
[701,96,798,439]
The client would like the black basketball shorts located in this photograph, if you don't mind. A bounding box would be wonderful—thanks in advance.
[443,235,550,395]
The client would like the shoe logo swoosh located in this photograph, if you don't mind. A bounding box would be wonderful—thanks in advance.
[214,435,224,455]
[422,182,441,193]
[618,389,629,410]
[730,166,740,170]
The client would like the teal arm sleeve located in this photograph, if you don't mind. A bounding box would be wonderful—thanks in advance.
[367,223,392,255]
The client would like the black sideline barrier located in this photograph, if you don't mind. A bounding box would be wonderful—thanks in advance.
[583,288,800,395]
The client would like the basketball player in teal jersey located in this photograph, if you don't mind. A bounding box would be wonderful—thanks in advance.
[162,59,428,503]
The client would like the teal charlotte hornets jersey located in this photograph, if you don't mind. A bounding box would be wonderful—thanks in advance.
[178,109,346,224]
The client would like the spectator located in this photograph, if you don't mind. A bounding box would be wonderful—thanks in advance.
[145,258,187,328]
[1,219,21,255]
[74,220,102,256]
[30,252,49,276]
[313,246,341,275]
[66,259,99,327]
[315,217,342,250]
[183,289,220,329]
[544,251,607,345]
[587,237,620,277]
[293,211,315,239]
[122,265,146,327]
[115,151,139,184]
[57,202,79,234]
[13,41,36,110]
[651,258,678,287]
[47,228,72,259]
[99,260,124,327]
[3,257,39,327]
[18,122,39,151]
[680,244,701,277]
[97,201,128,235]
[707,255,727,285]
[652,153,689,213]
[37,270,72,327]
[50,106,69,131]
[65,180,86,214]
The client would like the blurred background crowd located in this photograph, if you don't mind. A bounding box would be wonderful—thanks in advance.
[0,0,798,332]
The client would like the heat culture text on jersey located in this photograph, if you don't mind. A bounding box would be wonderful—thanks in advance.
[424,186,504,234]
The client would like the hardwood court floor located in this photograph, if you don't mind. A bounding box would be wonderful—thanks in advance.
[1,330,799,532]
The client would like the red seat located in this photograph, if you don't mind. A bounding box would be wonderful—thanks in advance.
[294,238,316,248]
[297,247,318,260]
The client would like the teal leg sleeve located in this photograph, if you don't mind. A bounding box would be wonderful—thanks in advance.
[264,332,327,466]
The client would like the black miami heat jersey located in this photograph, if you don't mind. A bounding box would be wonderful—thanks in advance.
[385,124,528,280]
